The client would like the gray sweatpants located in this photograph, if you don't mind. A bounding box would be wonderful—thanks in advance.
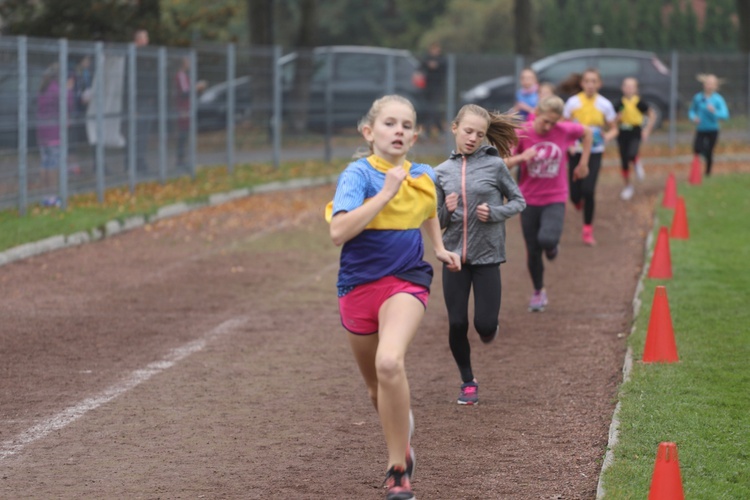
[520,203,565,291]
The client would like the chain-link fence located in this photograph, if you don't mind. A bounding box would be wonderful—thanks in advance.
[2,35,749,214]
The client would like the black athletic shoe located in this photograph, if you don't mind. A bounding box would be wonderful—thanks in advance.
[457,381,479,405]
[545,245,559,261]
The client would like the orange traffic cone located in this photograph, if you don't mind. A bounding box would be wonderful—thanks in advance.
[662,173,677,209]
[688,155,702,185]
[642,286,679,363]
[648,442,685,499]
[647,227,672,279]
[670,197,689,239]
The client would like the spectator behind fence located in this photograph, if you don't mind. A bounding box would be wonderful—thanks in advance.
[36,63,73,207]
[174,56,207,171]
[420,41,446,138]
[126,29,155,174]
[69,54,94,175]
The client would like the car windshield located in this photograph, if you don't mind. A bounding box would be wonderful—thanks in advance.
[596,57,640,78]
[537,58,589,84]
[336,53,385,82]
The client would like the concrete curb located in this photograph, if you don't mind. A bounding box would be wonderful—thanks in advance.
[0,174,339,269]
[596,212,659,498]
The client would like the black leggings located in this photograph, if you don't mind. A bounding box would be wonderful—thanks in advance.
[442,263,501,383]
[693,130,719,175]
[617,129,641,173]
[568,152,602,225]
[521,203,565,291]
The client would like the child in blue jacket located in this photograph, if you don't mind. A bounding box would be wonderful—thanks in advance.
[689,74,729,176]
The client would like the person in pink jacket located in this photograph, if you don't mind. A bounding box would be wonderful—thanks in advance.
[510,95,592,311]
[36,63,73,207]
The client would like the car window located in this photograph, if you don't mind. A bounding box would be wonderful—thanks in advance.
[537,58,589,84]
[595,57,641,78]
[396,56,417,80]
[334,53,384,83]
[310,53,330,84]
[281,60,296,87]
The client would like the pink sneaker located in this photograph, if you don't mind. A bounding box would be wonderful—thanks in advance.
[528,289,548,312]
[582,224,596,246]
[457,381,478,405]
[384,465,415,500]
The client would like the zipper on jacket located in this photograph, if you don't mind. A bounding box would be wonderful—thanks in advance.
[461,155,468,263]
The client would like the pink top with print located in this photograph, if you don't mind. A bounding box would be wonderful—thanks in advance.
[516,120,584,205]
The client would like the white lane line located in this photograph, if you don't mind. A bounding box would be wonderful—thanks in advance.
[0,317,247,462]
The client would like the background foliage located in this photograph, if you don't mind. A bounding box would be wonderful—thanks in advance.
[0,0,745,53]
[541,0,738,52]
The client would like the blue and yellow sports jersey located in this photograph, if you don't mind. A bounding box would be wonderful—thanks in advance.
[326,155,438,295]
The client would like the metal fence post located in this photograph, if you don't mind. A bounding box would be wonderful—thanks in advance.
[158,47,167,183]
[227,43,236,174]
[17,36,28,215]
[128,43,137,191]
[94,42,105,203]
[58,38,69,209]
[669,50,679,151]
[444,53,456,153]
[386,54,395,94]
[324,48,334,164]
[514,54,525,95]
[189,49,198,178]
[272,45,282,169]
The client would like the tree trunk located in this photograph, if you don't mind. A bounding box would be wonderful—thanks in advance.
[290,0,318,132]
[248,0,274,46]
[134,0,162,42]
[247,0,275,129]
[737,0,750,52]
[514,0,534,56]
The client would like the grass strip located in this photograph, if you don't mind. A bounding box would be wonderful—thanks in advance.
[0,159,345,252]
[602,173,750,498]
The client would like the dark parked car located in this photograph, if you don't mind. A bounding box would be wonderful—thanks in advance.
[461,49,671,127]
[279,46,425,131]
[196,76,253,131]
[194,46,424,133]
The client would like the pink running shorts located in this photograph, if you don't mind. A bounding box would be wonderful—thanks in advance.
[338,276,429,335]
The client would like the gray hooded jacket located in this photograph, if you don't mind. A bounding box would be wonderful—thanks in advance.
[435,145,526,265]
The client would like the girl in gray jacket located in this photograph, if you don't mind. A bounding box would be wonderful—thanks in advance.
[435,104,527,405]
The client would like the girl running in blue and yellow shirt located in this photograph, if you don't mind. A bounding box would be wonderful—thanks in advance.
[327,95,460,500]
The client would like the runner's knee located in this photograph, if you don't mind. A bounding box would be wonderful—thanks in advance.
[375,353,404,383]
[474,319,498,338]
[538,234,559,249]
[448,320,469,338]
